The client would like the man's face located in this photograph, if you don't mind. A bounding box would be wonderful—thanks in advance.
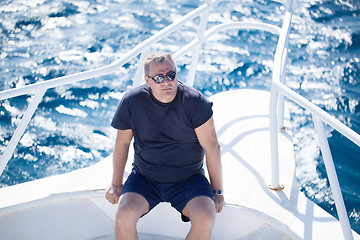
[145,59,178,103]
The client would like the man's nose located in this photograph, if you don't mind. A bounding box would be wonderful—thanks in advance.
[161,75,172,84]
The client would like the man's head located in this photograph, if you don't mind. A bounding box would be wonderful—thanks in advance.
[144,52,178,103]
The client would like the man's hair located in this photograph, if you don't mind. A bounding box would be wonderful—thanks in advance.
[144,52,176,75]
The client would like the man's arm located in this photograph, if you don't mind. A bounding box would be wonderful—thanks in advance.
[105,129,133,204]
[195,116,224,213]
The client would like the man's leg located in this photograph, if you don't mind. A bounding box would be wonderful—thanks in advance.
[182,196,216,240]
[115,192,149,240]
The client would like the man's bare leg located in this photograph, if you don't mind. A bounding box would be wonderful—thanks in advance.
[115,192,149,240]
[182,196,216,240]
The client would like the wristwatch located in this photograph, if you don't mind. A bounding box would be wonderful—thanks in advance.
[213,189,223,196]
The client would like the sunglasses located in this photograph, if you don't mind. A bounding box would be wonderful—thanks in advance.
[146,71,177,84]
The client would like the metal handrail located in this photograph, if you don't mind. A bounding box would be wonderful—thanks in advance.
[0,17,283,177]
[0,1,219,101]
[0,0,221,175]
[271,80,360,240]
[268,1,358,239]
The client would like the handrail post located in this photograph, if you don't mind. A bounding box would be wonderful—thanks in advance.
[276,9,292,130]
[0,89,46,176]
[268,84,283,190]
[277,43,289,130]
[268,11,293,191]
[312,114,354,240]
[186,1,211,87]
[133,48,151,87]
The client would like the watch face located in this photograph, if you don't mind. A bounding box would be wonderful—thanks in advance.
[213,189,223,195]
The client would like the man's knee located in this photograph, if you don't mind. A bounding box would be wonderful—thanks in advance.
[193,207,216,227]
[116,205,138,227]
[115,193,149,228]
[184,196,216,228]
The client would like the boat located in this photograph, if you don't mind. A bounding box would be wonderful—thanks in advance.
[0,0,360,239]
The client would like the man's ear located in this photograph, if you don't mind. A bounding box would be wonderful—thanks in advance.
[144,75,150,87]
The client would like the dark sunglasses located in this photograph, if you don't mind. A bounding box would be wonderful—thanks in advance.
[146,71,177,84]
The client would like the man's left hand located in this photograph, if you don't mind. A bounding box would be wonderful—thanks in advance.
[214,194,224,213]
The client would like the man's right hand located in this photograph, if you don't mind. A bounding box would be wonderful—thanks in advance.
[105,184,123,204]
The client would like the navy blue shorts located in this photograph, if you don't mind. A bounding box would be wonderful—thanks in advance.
[121,169,214,222]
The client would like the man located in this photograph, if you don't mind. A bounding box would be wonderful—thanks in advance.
[105,52,224,240]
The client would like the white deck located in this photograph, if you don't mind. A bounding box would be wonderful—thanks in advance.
[0,89,359,239]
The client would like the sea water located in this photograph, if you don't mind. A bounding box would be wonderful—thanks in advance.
[0,0,359,234]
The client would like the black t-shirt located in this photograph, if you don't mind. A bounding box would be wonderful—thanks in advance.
[111,82,213,183]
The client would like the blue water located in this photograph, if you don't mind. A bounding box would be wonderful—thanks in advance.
[1,0,360,234]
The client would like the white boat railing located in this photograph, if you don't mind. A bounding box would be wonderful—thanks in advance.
[0,0,359,239]
[267,2,359,240]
